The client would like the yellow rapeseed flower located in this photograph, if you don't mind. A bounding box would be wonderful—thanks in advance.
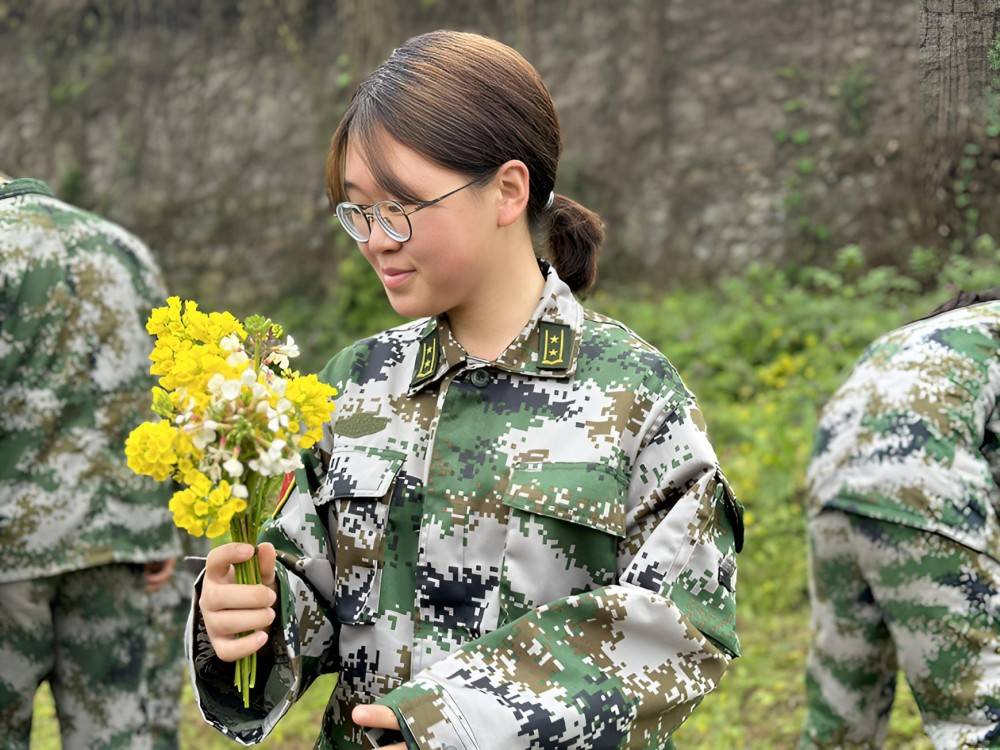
[124,421,178,481]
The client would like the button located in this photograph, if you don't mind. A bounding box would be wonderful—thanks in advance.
[469,368,490,388]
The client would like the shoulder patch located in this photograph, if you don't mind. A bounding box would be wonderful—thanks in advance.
[538,321,571,369]
[411,328,440,386]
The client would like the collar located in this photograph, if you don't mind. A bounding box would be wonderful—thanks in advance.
[0,178,55,201]
[407,257,584,396]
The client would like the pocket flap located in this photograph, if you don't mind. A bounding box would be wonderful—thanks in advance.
[504,461,628,537]
[318,448,405,503]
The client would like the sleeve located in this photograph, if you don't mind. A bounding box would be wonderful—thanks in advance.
[183,351,351,744]
[375,393,744,750]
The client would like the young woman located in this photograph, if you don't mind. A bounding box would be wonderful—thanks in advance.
[188,30,744,750]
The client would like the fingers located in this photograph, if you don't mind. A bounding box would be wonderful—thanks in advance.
[257,542,278,594]
[211,630,270,663]
[351,705,399,730]
[205,606,276,639]
[145,557,176,584]
[144,557,177,593]
[200,581,276,613]
[205,543,256,582]
[200,544,280,663]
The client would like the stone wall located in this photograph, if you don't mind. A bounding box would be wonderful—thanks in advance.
[3,0,993,308]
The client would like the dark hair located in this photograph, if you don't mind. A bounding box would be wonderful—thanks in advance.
[325,30,603,293]
[910,287,1000,323]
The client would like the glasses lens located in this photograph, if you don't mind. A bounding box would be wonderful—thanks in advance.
[337,204,370,241]
[376,202,411,242]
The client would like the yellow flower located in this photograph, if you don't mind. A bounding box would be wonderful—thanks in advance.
[207,481,232,509]
[124,421,178,481]
[182,469,212,498]
[285,374,337,440]
[146,296,184,337]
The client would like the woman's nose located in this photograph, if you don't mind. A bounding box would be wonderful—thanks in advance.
[365,216,403,254]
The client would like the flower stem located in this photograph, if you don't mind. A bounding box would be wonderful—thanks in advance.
[228,471,282,707]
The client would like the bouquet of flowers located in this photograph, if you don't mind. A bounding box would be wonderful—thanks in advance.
[124,297,337,706]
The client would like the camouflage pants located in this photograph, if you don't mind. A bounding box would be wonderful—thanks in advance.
[800,510,1000,749]
[0,562,187,750]
[146,558,198,750]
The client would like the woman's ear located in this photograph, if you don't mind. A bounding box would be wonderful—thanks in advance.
[495,159,531,228]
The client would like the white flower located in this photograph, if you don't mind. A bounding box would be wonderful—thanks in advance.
[241,369,257,386]
[223,457,244,478]
[266,402,291,432]
[264,336,300,371]
[207,373,226,394]
[226,350,250,369]
[232,483,248,499]
[248,438,300,476]
[191,426,217,451]
[220,380,242,401]
[220,334,242,352]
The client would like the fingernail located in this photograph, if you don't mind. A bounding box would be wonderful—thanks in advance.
[241,544,255,556]
[258,631,268,645]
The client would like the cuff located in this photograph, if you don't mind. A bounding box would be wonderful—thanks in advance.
[376,676,480,750]
[183,562,302,745]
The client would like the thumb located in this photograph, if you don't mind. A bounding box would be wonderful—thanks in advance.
[258,542,278,594]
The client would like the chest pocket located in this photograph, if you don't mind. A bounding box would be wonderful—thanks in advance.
[316,447,404,625]
[499,461,627,625]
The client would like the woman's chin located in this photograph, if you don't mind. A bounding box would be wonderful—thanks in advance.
[385,291,441,320]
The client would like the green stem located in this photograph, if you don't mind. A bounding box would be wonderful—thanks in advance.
[229,473,282,706]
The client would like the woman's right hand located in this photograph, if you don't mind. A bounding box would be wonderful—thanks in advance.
[200,542,279,662]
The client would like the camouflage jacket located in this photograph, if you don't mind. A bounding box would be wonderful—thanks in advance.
[0,178,179,583]
[187,259,744,749]
[807,301,1000,557]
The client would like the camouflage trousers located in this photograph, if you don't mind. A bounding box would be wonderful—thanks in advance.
[146,559,198,750]
[800,510,1000,749]
[0,562,191,750]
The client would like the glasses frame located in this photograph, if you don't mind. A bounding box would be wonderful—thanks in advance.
[336,177,480,243]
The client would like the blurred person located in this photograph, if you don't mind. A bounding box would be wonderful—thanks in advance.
[184,30,745,750]
[0,173,183,750]
[800,290,1000,749]
[145,535,208,750]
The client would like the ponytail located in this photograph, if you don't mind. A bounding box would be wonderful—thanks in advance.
[545,193,604,294]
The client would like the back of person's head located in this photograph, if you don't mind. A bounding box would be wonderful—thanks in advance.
[325,30,604,293]
[910,288,1000,324]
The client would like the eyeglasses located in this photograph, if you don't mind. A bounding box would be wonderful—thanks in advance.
[335,177,479,243]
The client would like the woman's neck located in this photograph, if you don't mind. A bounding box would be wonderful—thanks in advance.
[446,246,546,362]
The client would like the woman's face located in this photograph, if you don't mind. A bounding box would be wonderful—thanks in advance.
[342,135,498,319]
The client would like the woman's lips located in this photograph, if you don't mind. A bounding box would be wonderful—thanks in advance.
[381,268,415,289]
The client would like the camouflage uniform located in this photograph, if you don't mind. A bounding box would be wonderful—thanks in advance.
[145,537,209,750]
[0,178,182,749]
[800,302,1000,749]
[186,258,745,749]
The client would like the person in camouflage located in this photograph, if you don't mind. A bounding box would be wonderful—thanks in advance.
[186,31,744,750]
[800,292,1000,749]
[0,174,184,750]
[145,537,208,750]
[187,32,743,750]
